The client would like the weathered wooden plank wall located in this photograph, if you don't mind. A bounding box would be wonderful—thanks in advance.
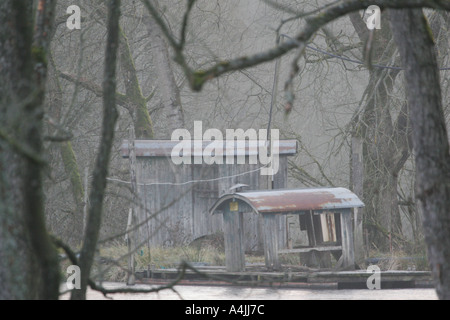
[136,156,289,250]
[137,158,193,246]
[192,164,222,239]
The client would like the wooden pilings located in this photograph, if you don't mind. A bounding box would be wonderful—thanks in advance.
[222,206,246,272]
[262,214,281,271]
[221,207,356,272]
[340,209,355,270]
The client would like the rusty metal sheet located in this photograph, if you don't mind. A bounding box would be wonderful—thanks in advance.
[121,140,298,158]
[210,188,364,214]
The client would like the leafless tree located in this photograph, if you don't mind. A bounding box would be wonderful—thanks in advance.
[142,0,450,299]
[1,0,450,300]
[0,0,60,300]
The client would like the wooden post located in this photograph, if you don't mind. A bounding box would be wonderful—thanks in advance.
[128,128,139,236]
[127,129,138,285]
[262,214,280,271]
[126,209,136,285]
[222,204,245,272]
[340,209,355,270]
[351,136,365,264]
[301,210,320,268]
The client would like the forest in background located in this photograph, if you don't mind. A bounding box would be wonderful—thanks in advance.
[0,0,449,300]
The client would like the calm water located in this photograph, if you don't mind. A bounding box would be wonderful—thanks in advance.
[62,282,438,300]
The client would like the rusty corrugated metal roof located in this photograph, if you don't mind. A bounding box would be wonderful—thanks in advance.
[210,188,364,214]
[121,140,298,158]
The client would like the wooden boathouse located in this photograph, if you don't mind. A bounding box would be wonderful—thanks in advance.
[210,187,365,271]
[121,139,298,250]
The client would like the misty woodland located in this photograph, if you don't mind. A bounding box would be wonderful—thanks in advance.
[0,0,449,300]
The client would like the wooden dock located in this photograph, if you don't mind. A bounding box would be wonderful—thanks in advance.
[136,266,433,290]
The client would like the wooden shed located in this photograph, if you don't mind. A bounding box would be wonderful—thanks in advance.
[121,140,298,250]
[210,188,364,271]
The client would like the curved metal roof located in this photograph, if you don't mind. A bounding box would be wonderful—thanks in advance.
[210,187,364,214]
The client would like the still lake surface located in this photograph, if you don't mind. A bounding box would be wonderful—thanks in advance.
[62,282,438,300]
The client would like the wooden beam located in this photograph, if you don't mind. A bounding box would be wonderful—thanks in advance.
[223,208,245,272]
[127,129,138,285]
[278,246,342,254]
[340,209,355,269]
[262,214,281,271]
[126,209,136,285]
[306,210,316,246]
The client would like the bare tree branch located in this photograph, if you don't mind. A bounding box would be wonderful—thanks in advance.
[59,71,129,108]
[179,0,196,51]
[142,0,450,93]
[71,0,122,300]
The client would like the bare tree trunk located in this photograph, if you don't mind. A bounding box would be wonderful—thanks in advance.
[71,0,121,300]
[349,12,410,251]
[390,8,450,300]
[351,136,365,262]
[144,9,185,134]
[47,63,85,245]
[119,27,154,139]
[58,24,155,140]
[59,141,85,243]
[359,68,407,251]
[0,0,60,300]
[0,1,36,300]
